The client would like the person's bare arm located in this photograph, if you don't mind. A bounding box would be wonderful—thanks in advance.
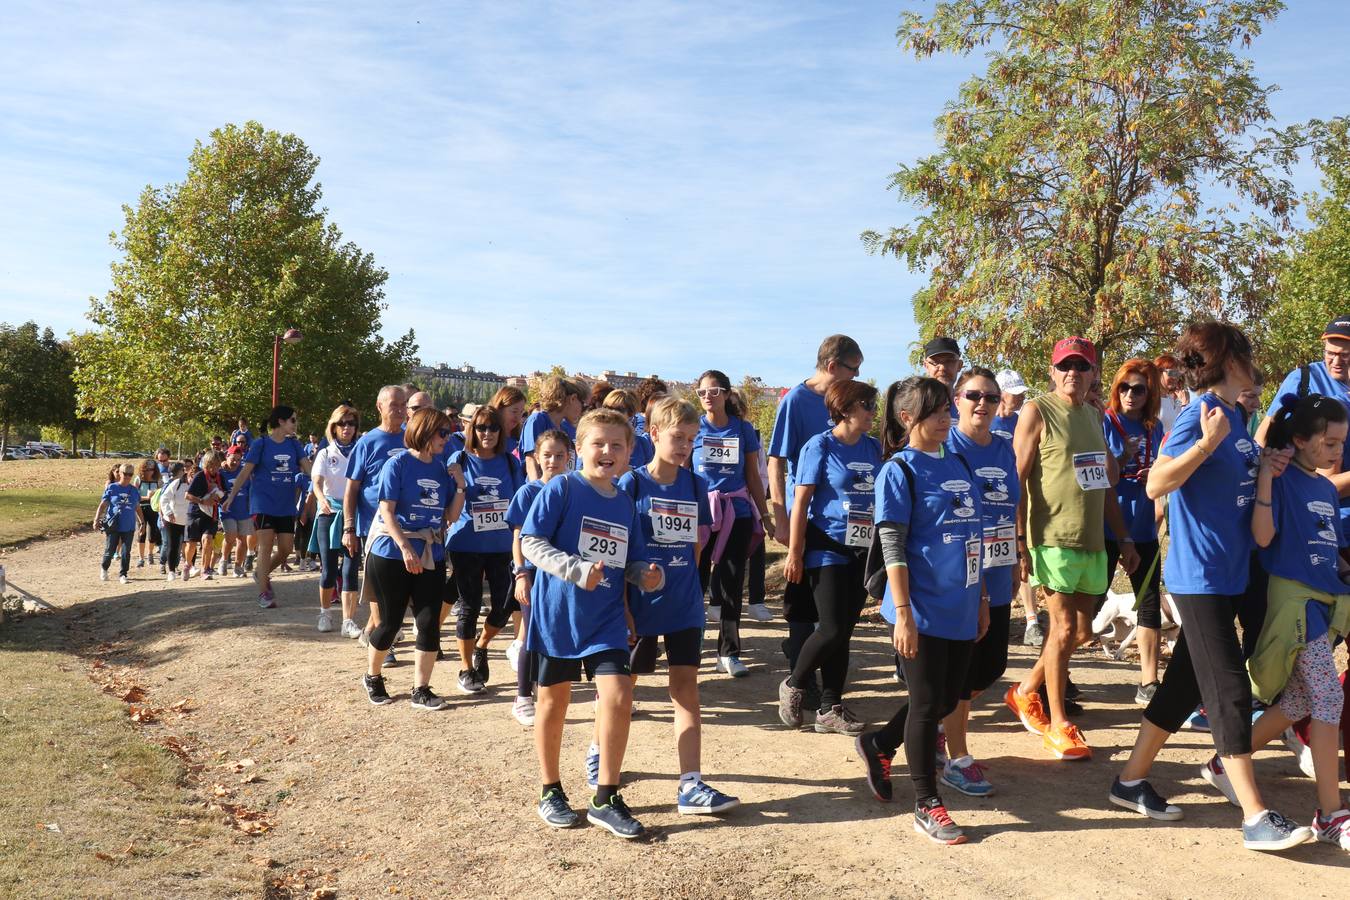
[767,456,788,544]
[1012,399,1043,578]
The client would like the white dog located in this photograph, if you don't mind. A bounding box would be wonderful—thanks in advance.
[1092,589,1182,660]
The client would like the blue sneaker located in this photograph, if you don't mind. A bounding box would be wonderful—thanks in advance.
[676,780,741,815]
[1242,810,1312,851]
[1108,777,1182,821]
[537,787,578,828]
[941,757,995,797]
[587,793,645,839]
[584,744,600,788]
[1185,708,1210,732]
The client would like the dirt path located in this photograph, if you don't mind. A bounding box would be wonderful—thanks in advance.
[3,531,1348,898]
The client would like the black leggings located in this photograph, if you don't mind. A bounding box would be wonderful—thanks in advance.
[874,633,974,804]
[315,513,359,592]
[1143,592,1253,757]
[787,558,866,710]
[450,551,513,639]
[366,554,445,653]
[961,604,1011,699]
[517,600,538,699]
[137,502,160,547]
[698,516,752,657]
[163,522,185,572]
[748,539,766,604]
[1105,539,1162,629]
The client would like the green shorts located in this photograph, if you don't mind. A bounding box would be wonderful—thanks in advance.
[1027,545,1108,596]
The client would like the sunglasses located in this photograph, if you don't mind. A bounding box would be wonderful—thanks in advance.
[858,400,877,414]
[338,419,357,427]
[1160,369,1180,378]
[1054,359,1093,373]
[696,387,726,399]
[960,390,1001,405]
[1118,383,1148,397]
[475,423,501,433]
[436,428,453,438]
[835,359,862,374]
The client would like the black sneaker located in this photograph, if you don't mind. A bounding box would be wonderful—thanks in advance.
[436,648,447,662]
[914,800,967,845]
[587,793,645,839]
[1066,678,1083,701]
[362,674,392,706]
[244,554,255,573]
[538,787,579,828]
[1039,683,1083,717]
[384,649,398,668]
[457,669,485,695]
[1108,777,1182,821]
[472,646,489,685]
[855,731,894,803]
[802,675,822,713]
[409,685,446,711]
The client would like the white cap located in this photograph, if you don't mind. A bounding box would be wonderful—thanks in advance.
[996,369,1028,395]
[460,403,480,421]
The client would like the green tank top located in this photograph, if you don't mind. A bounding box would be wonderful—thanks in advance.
[1024,392,1108,551]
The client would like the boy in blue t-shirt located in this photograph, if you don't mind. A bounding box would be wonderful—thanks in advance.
[522,409,663,839]
[96,464,143,582]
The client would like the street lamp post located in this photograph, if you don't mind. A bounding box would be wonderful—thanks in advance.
[271,328,303,408]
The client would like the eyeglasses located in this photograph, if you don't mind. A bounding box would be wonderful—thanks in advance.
[960,390,1001,405]
[1118,383,1148,397]
[1325,348,1350,363]
[696,387,726,399]
[338,419,357,427]
[835,359,862,374]
[475,423,501,433]
[1054,359,1093,373]
[436,428,452,438]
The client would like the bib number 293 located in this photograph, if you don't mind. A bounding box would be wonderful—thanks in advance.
[579,516,628,568]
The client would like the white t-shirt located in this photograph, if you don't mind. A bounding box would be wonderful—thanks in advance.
[1158,392,1191,433]
[312,444,352,502]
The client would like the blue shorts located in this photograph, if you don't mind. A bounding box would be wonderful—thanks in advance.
[537,648,631,686]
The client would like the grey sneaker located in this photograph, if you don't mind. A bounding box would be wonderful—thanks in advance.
[814,703,866,735]
[1135,681,1160,707]
[1023,618,1044,647]
[1242,810,1312,851]
[537,787,578,828]
[457,669,485,695]
[778,678,804,729]
[914,801,967,845]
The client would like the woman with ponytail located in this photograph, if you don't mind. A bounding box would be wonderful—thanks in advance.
[854,376,986,845]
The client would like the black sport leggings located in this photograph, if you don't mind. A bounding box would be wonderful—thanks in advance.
[961,604,1011,699]
[516,599,538,699]
[873,633,974,804]
[137,502,161,547]
[698,516,752,657]
[366,554,445,653]
[787,558,866,710]
[163,522,185,572]
[450,551,513,639]
[1105,539,1162,629]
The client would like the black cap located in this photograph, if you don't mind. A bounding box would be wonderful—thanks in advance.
[1322,318,1350,342]
[923,336,961,359]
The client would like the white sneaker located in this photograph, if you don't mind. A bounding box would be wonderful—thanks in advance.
[1283,727,1316,779]
[512,695,536,726]
[357,630,371,648]
[233,565,246,578]
[166,572,175,582]
[746,603,773,622]
[340,618,362,639]
[707,605,721,624]
[317,609,334,633]
[716,655,749,678]
[506,639,522,672]
[99,569,109,582]
[118,575,129,585]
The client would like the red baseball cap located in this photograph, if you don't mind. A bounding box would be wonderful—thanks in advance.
[1051,336,1097,366]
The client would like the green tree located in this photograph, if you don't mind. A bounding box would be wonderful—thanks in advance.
[864,0,1327,372]
[76,121,417,433]
[0,321,65,456]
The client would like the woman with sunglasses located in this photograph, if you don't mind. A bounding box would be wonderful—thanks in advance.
[312,404,362,636]
[222,404,312,609]
[935,366,1022,797]
[1005,338,1137,762]
[693,369,773,678]
[779,379,880,734]
[446,404,525,694]
[1104,360,1166,703]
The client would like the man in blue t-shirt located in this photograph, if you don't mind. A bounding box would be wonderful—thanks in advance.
[767,334,862,685]
[231,417,254,448]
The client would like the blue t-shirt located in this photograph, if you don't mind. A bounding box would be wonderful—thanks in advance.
[523,471,649,658]
[629,430,654,472]
[1161,393,1259,595]
[231,428,253,446]
[796,431,882,568]
[520,410,576,455]
[1266,361,1350,523]
[302,441,319,459]
[243,435,305,517]
[1259,465,1348,596]
[507,479,548,573]
[102,483,139,532]
[632,413,647,437]
[618,466,711,636]
[294,472,312,517]
[445,451,525,554]
[369,452,455,563]
[876,448,985,640]
[991,412,1019,441]
[1103,411,1163,543]
[219,466,251,521]
[693,415,761,517]
[947,429,1021,607]
[768,382,831,514]
[344,428,408,536]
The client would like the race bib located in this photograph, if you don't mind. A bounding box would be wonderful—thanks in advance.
[471,499,509,532]
[845,508,874,548]
[650,499,696,544]
[982,524,1016,569]
[579,516,628,568]
[1073,451,1110,491]
[702,436,740,467]
[965,535,982,587]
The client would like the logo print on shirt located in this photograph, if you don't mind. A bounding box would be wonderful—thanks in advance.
[273,454,291,472]
[476,475,503,499]
[416,478,442,508]
[848,463,876,493]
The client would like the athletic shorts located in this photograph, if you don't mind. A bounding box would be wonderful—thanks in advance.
[1027,545,1108,596]
[537,648,631,686]
[254,514,295,534]
[185,514,219,542]
[221,516,256,537]
[630,627,702,674]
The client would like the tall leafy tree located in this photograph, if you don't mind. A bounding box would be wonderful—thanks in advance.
[0,321,65,455]
[864,0,1327,371]
[77,121,416,431]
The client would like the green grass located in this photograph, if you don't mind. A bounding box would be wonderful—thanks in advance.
[0,489,98,546]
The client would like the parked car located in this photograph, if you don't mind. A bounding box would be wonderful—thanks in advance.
[3,448,32,460]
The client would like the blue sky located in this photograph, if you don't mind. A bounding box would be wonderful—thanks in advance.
[2,2,1346,388]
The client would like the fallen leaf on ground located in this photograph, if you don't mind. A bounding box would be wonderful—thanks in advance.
[94,852,114,862]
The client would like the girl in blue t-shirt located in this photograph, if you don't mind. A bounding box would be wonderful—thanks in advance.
[1245,393,1350,847]
[780,380,880,736]
[445,405,526,695]
[618,397,739,816]
[854,376,985,847]
[521,376,583,480]
[521,409,663,838]
[360,408,463,711]
[692,369,772,678]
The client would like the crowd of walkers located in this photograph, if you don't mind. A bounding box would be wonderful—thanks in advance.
[93,323,1350,850]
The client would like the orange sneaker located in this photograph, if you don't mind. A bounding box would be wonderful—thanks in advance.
[1005,684,1050,735]
[1043,722,1092,760]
